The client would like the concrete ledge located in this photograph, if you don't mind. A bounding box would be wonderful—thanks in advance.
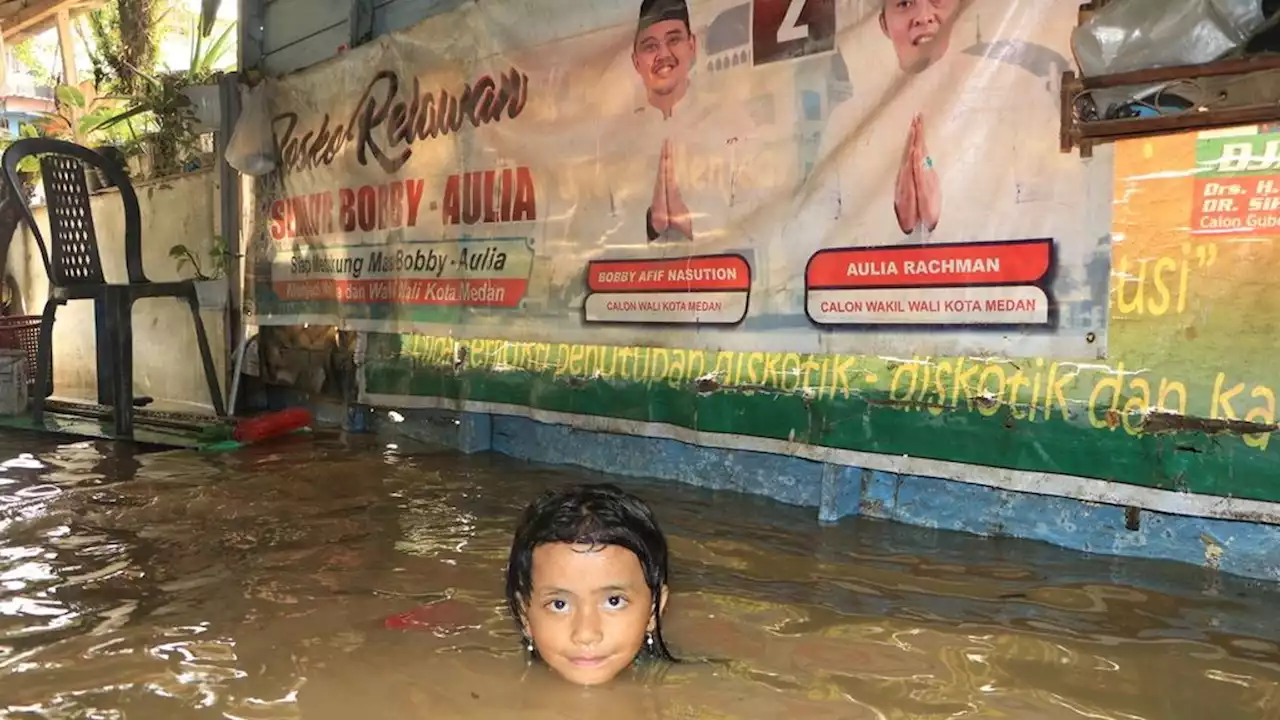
[368,406,1280,583]
[493,415,824,508]
[374,407,492,454]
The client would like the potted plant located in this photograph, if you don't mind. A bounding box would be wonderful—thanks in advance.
[96,19,236,178]
[31,85,135,191]
[99,73,201,179]
[170,235,231,310]
[181,19,236,132]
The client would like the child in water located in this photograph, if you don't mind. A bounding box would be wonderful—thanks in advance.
[505,483,676,685]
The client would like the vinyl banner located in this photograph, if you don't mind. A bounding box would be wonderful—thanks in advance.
[251,0,1112,358]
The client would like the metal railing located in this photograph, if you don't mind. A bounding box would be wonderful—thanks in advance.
[0,80,55,100]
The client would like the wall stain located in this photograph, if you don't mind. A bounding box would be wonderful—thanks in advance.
[1143,411,1277,437]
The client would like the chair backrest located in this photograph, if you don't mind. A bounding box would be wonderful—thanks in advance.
[0,138,147,288]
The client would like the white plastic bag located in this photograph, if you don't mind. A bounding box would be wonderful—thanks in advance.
[1071,0,1269,113]
[225,82,277,177]
[1072,0,1266,77]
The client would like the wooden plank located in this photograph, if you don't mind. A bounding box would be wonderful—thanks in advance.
[1075,104,1280,148]
[0,410,209,448]
[0,0,94,41]
[0,29,8,94]
[374,0,462,37]
[263,21,348,76]
[262,0,349,58]
[1081,55,1280,90]
[55,8,75,84]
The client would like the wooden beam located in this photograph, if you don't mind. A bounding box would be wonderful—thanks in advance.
[1,0,85,41]
[1081,55,1280,90]
[0,26,8,95]
[55,8,75,84]
[1077,104,1280,141]
[239,0,266,72]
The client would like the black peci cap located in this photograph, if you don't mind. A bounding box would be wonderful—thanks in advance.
[637,0,690,34]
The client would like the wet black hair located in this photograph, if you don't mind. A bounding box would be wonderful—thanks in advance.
[505,483,676,662]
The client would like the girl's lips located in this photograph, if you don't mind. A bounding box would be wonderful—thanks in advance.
[569,655,610,666]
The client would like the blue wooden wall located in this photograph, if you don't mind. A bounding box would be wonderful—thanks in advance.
[241,0,463,76]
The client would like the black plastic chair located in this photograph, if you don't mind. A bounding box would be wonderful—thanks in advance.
[0,138,225,438]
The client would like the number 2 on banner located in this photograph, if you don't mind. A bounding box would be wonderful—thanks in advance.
[752,0,836,68]
[777,0,808,43]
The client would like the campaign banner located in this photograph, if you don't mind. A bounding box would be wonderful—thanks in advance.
[805,239,1053,325]
[250,0,1112,358]
[1192,129,1280,236]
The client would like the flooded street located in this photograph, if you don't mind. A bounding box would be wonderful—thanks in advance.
[0,430,1277,718]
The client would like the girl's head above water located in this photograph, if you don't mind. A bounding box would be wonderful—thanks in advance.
[506,483,674,685]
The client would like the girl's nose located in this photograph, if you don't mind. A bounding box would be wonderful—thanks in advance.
[571,609,604,646]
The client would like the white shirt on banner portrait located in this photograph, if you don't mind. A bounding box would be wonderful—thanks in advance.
[791,0,1109,284]
[595,0,773,262]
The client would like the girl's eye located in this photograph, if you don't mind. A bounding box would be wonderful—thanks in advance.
[605,595,628,609]
[548,599,568,612]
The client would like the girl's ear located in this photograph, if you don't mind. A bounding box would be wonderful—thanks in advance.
[648,584,670,632]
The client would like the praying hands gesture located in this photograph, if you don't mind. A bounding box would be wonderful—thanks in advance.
[648,139,693,241]
[893,113,941,234]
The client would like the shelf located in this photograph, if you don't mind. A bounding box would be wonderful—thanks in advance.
[1060,56,1280,157]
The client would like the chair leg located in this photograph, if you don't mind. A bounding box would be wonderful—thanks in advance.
[112,293,134,440]
[94,294,117,406]
[186,292,226,417]
[31,300,58,423]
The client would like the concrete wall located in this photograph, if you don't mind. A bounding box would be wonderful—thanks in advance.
[6,170,228,414]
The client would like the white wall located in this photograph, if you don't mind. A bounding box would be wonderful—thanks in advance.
[6,169,229,414]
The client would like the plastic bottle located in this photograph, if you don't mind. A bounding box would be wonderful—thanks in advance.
[232,407,314,443]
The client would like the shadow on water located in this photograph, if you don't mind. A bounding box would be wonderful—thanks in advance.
[0,429,1277,718]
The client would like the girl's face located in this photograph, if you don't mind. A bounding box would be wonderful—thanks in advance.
[522,542,667,686]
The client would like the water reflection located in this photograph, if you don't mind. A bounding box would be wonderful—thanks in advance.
[0,431,1274,718]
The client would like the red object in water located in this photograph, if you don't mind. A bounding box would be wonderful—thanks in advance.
[385,606,440,631]
[233,407,313,443]
[384,600,481,634]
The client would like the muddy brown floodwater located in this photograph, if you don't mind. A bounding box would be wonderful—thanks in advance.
[0,430,1278,718]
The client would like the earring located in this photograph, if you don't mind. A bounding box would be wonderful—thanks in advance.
[646,632,654,648]
[524,636,534,653]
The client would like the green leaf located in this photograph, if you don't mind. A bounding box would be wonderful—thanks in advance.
[169,244,191,259]
[200,0,222,37]
[95,105,152,131]
[56,85,86,110]
[194,21,235,76]
[189,16,202,72]
[78,110,114,137]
